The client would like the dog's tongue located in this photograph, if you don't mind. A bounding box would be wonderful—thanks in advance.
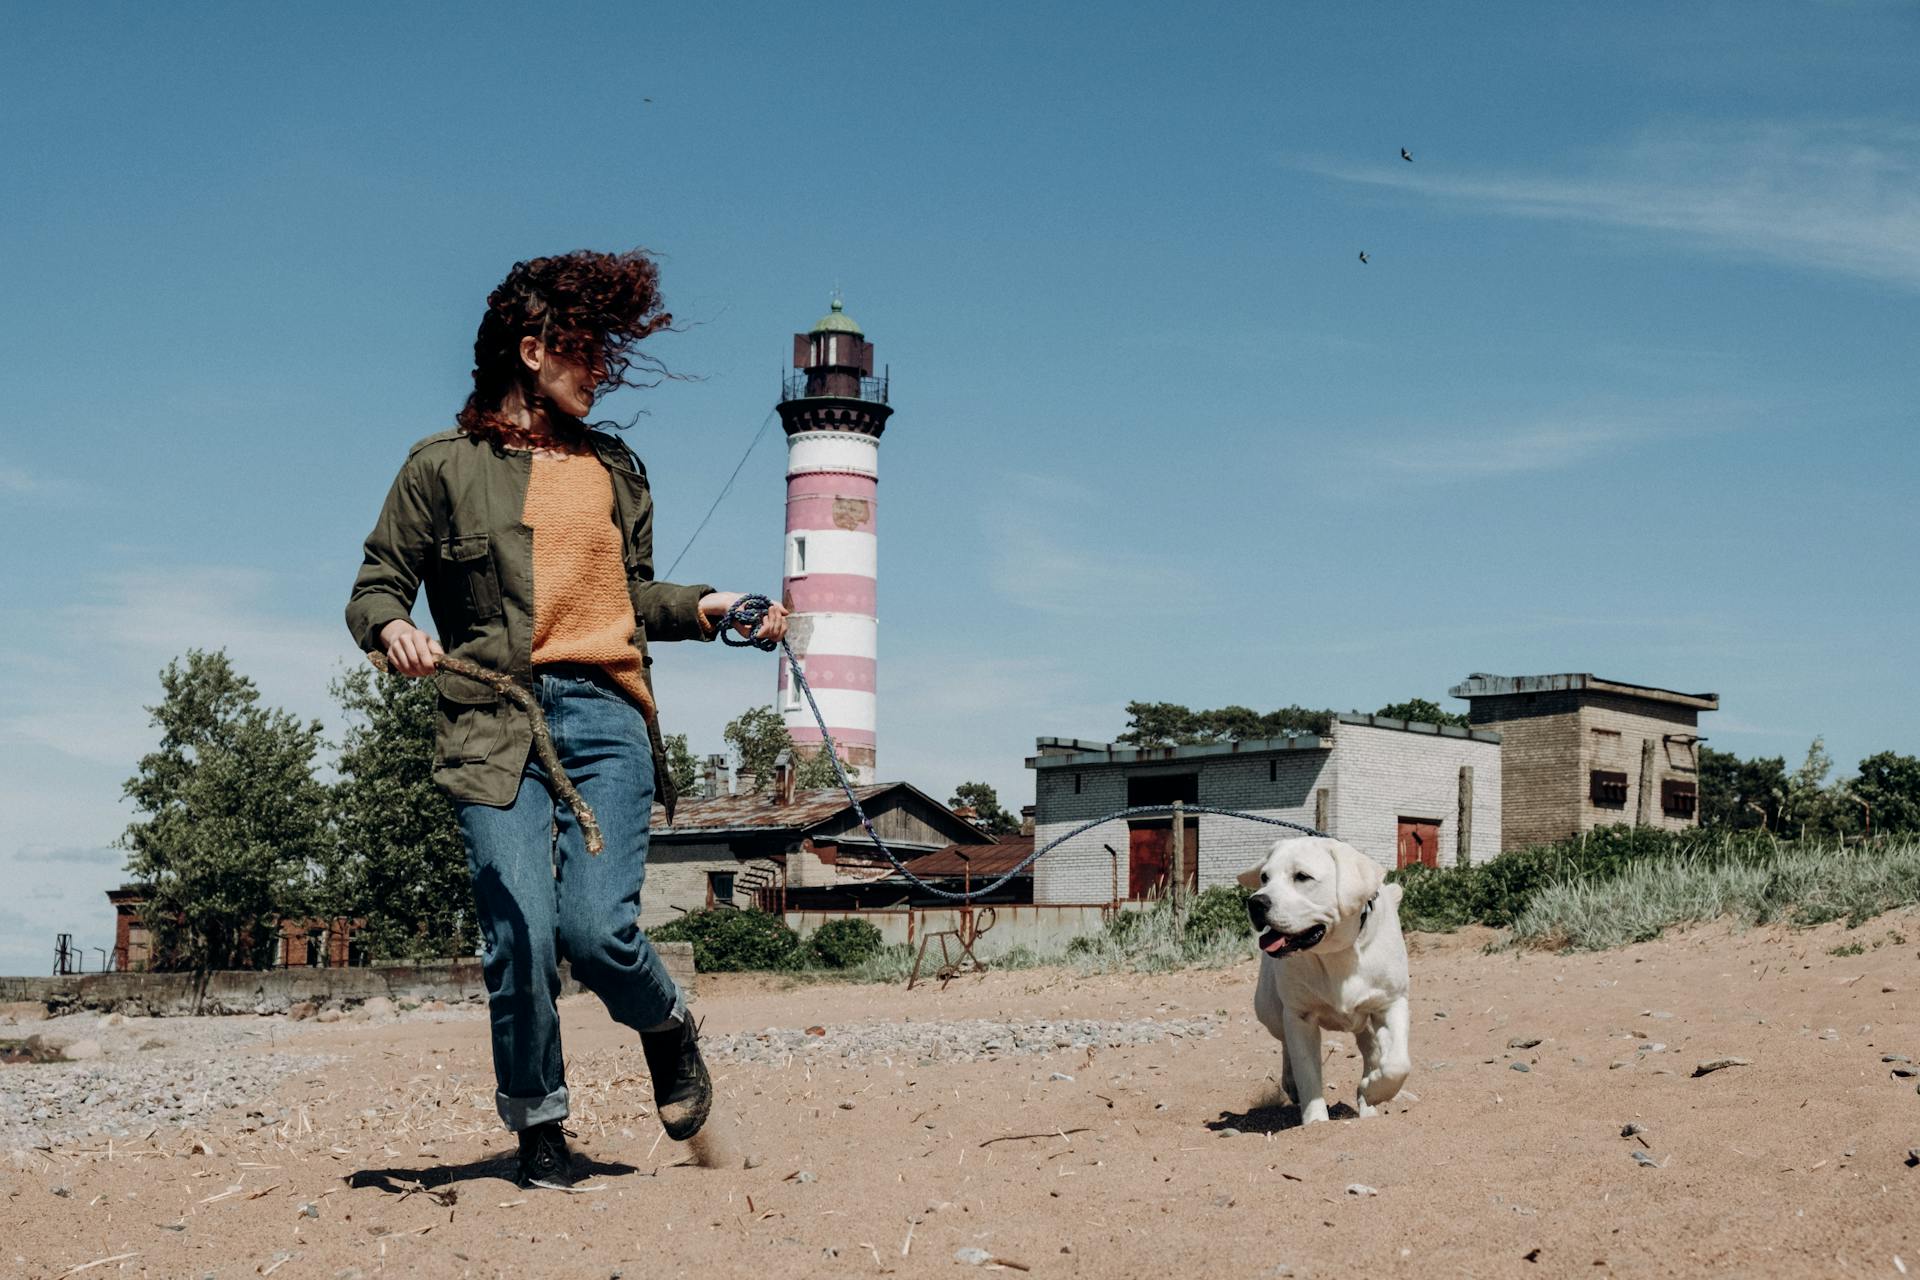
[1259,930,1289,955]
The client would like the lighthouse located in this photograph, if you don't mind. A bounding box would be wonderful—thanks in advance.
[776,298,893,783]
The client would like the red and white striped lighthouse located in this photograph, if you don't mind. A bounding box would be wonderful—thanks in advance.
[776,298,893,783]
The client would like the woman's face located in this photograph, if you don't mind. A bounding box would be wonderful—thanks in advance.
[521,336,604,419]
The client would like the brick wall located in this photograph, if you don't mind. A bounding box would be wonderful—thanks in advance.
[1195,752,1328,885]
[1327,722,1503,870]
[1469,692,1583,848]
[1577,693,1701,833]
[1031,763,1129,905]
[1031,727,1502,902]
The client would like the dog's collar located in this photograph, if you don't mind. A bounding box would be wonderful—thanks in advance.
[1356,892,1378,939]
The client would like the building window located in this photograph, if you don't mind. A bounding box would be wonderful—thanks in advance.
[1073,773,1082,795]
[1661,779,1698,819]
[786,533,809,577]
[782,665,803,711]
[1269,759,1278,783]
[708,870,736,906]
[1590,770,1629,808]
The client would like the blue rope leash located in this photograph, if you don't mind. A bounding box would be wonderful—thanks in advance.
[718,594,1329,902]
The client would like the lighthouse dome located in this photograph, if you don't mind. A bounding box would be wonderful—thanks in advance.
[809,297,864,337]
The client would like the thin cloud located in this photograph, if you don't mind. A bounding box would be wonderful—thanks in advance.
[986,474,1185,617]
[14,844,122,866]
[1304,120,1920,291]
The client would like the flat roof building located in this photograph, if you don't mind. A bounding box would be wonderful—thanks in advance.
[1448,673,1718,849]
[1026,713,1502,905]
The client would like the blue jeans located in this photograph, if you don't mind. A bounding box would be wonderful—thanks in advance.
[456,666,686,1131]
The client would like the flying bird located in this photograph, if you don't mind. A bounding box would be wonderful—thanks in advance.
[1400,148,1413,162]
[1358,251,1369,264]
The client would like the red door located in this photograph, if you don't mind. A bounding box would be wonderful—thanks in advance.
[1128,820,1200,898]
[1396,818,1440,868]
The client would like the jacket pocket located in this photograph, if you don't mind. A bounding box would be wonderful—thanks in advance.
[435,695,506,766]
[443,534,503,621]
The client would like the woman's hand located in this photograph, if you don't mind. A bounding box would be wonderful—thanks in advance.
[699,592,789,644]
[379,619,445,677]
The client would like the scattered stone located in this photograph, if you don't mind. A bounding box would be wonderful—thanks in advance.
[315,1009,343,1024]
[1507,1037,1543,1050]
[1883,1055,1911,1064]
[794,1170,817,1184]
[1631,1151,1659,1168]
[1693,1057,1751,1077]
[97,1013,124,1029]
[1905,1149,1919,1169]
[287,1002,317,1022]
[743,1153,764,1170]
[63,1038,102,1061]
[50,1185,71,1198]
[1509,1062,1531,1073]
[0,1002,47,1023]
[1049,1072,1074,1082]
[1609,1061,1630,1070]
[299,1202,319,1218]
[805,1026,826,1037]
[1620,1123,1646,1138]
[1637,1043,1666,1054]
[1218,1127,1240,1137]
[837,1101,855,1110]
[1892,1067,1919,1079]
[1345,1183,1379,1197]
[954,1246,991,1266]
[359,997,395,1019]
[1643,1011,1674,1020]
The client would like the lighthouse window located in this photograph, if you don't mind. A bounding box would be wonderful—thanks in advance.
[788,533,808,577]
[783,666,802,711]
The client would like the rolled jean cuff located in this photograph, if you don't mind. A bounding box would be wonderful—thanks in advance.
[497,1085,569,1132]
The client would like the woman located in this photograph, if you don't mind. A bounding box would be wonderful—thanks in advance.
[346,250,786,1190]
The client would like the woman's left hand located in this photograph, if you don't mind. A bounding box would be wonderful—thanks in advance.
[699,592,789,644]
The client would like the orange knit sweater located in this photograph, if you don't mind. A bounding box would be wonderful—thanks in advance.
[524,452,659,719]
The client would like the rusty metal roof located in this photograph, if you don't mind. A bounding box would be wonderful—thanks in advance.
[893,837,1036,879]
[652,785,896,834]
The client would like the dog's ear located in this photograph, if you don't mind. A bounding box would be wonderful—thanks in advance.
[1236,863,1264,891]
[1329,840,1385,919]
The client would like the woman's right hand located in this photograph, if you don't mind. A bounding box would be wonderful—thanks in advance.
[379,619,445,677]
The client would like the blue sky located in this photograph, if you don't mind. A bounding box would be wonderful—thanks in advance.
[2,1,1915,974]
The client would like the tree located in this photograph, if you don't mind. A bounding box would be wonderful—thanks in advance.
[323,666,475,962]
[120,650,327,973]
[1116,701,1332,748]
[723,705,792,792]
[1699,747,1787,831]
[794,742,850,790]
[1373,698,1469,729]
[663,731,700,797]
[949,781,1020,835]
[1850,752,1920,836]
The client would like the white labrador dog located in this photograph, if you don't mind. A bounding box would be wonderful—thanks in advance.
[1239,836,1410,1124]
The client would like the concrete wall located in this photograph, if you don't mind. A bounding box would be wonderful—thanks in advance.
[1329,721,1502,870]
[0,945,696,1017]
[784,905,1113,961]
[642,842,739,929]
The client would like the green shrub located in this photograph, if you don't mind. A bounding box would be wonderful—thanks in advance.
[1182,884,1253,947]
[649,908,801,972]
[1387,825,1788,932]
[804,918,885,970]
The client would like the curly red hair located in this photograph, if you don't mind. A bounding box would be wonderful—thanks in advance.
[457,250,673,443]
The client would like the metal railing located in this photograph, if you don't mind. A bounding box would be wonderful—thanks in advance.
[780,371,889,405]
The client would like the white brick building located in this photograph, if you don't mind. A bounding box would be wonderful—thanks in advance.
[1026,714,1502,905]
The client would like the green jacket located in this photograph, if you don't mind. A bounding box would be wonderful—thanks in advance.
[345,428,714,817]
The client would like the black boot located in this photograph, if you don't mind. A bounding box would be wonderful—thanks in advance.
[639,1017,712,1141]
[515,1120,576,1190]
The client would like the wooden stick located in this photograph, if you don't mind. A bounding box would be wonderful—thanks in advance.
[369,651,604,854]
